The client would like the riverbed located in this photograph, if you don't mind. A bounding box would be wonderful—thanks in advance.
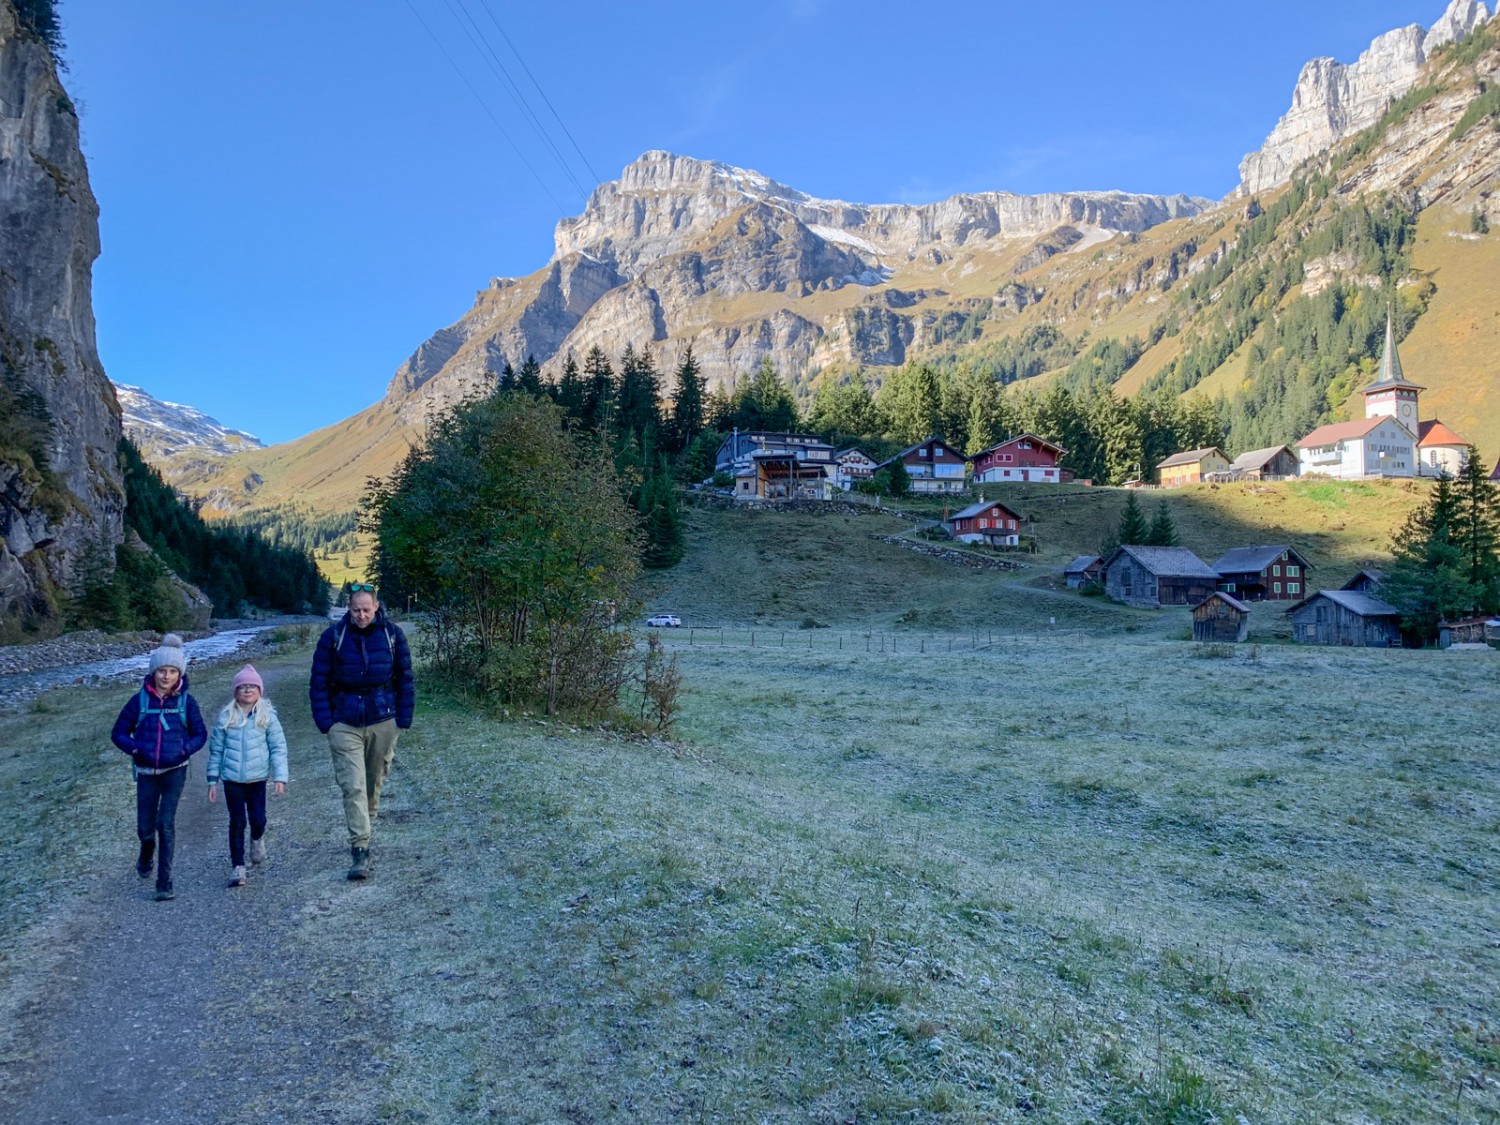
[0,616,330,710]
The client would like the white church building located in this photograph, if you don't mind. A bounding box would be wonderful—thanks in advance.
[1296,315,1469,480]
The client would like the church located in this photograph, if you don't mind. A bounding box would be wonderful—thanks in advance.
[1295,315,1471,480]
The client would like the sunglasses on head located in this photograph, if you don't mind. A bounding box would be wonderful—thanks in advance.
[350,583,376,592]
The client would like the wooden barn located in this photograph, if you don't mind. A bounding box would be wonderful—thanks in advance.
[1101,546,1221,608]
[1287,590,1401,647]
[1063,555,1104,589]
[1192,592,1251,642]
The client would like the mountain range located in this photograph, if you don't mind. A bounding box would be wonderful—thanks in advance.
[158,0,1499,528]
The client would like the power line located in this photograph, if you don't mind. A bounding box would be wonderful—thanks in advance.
[443,0,591,204]
[399,0,569,214]
[476,0,604,190]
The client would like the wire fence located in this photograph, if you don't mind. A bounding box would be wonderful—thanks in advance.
[649,626,1086,654]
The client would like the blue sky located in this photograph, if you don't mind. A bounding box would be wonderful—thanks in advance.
[60,0,1447,444]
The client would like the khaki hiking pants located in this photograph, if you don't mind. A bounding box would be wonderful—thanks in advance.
[328,720,399,847]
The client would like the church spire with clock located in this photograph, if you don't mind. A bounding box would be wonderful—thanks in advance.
[1362,311,1424,431]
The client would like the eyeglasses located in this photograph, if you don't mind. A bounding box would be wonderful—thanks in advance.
[349,583,376,592]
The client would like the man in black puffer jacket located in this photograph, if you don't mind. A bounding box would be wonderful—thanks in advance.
[309,585,415,880]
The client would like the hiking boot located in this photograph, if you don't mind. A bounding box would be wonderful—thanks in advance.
[136,840,155,878]
[155,882,175,901]
[249,836,267,865]
[228,866,247,888]
[347,846,370,881]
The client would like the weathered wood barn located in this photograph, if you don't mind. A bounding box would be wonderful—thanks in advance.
[1192,591,1251,642]
[1063,555,1104,589]
[1101,546,1221,608]
[1287,590,1401,647]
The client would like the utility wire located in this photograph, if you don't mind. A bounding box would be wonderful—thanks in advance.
[399,0,568,213]
[444,0,591,204]
[476,0,604,189]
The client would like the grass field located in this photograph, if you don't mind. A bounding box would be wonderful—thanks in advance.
[644,481,1427,636]
[4,608,1498,1121]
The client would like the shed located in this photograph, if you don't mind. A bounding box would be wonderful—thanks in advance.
[1192,591,1250,643]
[1287,590,1401,647]
[1063,555,1104,589]
[1101,546,1221,608]
[1438,618,1492,648]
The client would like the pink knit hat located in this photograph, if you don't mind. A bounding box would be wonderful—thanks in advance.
[233,664,264,691]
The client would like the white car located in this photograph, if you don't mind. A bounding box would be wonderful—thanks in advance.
[645,614,681,628]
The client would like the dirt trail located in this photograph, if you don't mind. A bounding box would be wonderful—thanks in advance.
[0,664,391,1125]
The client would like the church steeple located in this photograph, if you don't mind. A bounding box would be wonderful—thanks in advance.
[1363,309,1424,429]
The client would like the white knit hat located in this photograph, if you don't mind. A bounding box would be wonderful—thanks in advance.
[148,633,187,674]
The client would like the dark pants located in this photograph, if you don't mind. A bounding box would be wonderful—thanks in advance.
[222,780,268,867]
[136,765,188,890]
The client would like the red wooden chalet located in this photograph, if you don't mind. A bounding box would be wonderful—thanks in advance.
[969,434,1066,484]
[945,499,1023,545]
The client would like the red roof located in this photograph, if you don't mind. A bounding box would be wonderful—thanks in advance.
[1416,419,1468,447]
[1297,417,1385,447]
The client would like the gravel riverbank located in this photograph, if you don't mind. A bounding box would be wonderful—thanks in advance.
[0,615,331,709]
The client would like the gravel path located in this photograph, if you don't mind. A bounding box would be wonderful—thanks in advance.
[0,661,393,1125]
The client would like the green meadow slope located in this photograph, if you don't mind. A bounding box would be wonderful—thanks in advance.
[645,480,1428,634]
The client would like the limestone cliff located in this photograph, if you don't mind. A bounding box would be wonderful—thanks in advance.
[1239,0,1493,195]
[0,2,123,626]
[385,150,1209,412]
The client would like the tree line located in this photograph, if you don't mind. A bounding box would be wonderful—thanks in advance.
[114,439,328,619]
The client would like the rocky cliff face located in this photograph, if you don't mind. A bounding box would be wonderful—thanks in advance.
[1239,0,1494,195]
[0,3,123,627]
[385,150,1210,411]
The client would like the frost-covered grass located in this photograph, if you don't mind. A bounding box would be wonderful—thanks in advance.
[3,630,1497,1120]
[354,633,1500,1122]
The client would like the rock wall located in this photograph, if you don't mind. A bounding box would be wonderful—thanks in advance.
[385,150,1212,407]
[1239,0,1494,196]
[0,3,123,625]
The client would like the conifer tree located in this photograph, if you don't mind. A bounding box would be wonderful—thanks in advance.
[639,455,685,568]
[1453,447,1500,613]
[516,354,545,397]
[731,357,799,432]
[582,346,615,434]
[615,343,663,443]
[668,345,706,454]
[1146,498,1179,547]
[963,375,1006,455]
[880,361,942,445]
[497,361,516,392]
[556,352,585,420]
[1117,490,1149,545]
[887,458,911,497]
[1383,473,1472,641]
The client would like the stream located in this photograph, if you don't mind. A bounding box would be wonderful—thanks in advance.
[0,625,287,709]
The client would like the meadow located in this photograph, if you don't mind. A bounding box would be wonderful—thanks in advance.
[3,617,1496,1122]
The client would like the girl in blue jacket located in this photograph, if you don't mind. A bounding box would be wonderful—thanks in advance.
[207,665,288,888]
[110,634,207,901]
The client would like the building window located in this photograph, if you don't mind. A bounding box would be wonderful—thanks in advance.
[1288,582,1300,594]
[1274,582,1282,594]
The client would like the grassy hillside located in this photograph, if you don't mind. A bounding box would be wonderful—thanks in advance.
[645,480,1426,638]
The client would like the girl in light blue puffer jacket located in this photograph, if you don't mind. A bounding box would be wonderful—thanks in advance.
[207,665,288,888]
